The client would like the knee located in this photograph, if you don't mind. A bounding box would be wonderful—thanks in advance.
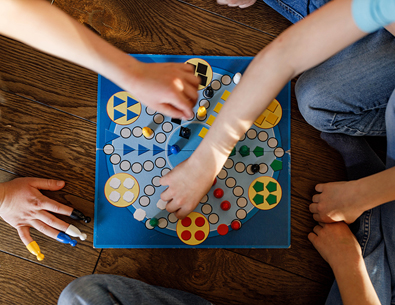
[58,275,105,305]
[385,88,395,123]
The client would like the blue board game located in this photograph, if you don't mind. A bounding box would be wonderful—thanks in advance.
[94,55,290,248]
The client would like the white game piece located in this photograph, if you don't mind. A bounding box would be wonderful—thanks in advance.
[123,177,135,189]
[66,224,87,241]
[156,199,167,210]
[134,209,146,221]
[233,72,242,84]
[109,177,121,189]
[109,191,121,202]
[123,191,135,203]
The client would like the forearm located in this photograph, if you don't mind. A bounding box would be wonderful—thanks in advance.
[191,0,366,172]
[0,0,137,89]
[332,256,380,305]
[385,22,395,36]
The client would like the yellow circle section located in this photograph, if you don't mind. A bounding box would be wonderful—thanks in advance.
[107,91,141,125]
[185,58,213,91]
[248,176,282,210]
[254,99,283,129]
[176,212,210,246]
[104,173,139,207]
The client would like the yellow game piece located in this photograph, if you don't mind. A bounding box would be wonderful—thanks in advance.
[206,115,216,126]
[26,241,44,261]
[267,100,278,113]
[221,90,231,101]
[198,127,209,138]
[213,103,223,113]
[142,127,153,138]
[197,106,207,117]
[266,112,279,125]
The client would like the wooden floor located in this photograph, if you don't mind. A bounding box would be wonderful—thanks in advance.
[0,0,350,304]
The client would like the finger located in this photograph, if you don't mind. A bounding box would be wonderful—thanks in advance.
[307,232,317,243]
[313,224,322,235]
[36,195,73,216]
[315,183,324,192]
[312,194,320,203]
[165,199,180,214]
[29,178,65,191]
[160,188,173,202]
[30,219,59,239]
[309,203,318,214]
[170,92,195,119]
[156,103,189,119]
[313,213,324,223]
[35,210,69,232]
[174,208,189,220]
[17,226,33,246]
[182,83,199,104]
[184,70,201,86]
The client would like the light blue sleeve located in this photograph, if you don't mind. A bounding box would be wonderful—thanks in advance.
[352,0,395,32]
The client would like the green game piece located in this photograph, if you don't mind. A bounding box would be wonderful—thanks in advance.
[239,145,250,157]
[266,181,277,193]
[253,181,264,193]
[149,218,159,227]
[229,147,236,157]
[270,160,283,171]
[266,194,277,205]
[253,146,264,157]
[253,194,264,205]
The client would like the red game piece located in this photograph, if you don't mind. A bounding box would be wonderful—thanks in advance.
[217,224,229,236]
[213,188,224,199]
[231,220,242,230]
[195,230,205,241]
[181,217,192,227]
[195,217,205,227]
[181,230,191,240]
[212,178,217,186]
[220,200,231,211]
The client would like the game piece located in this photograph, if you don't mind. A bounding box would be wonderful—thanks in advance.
[197,106,207,120]
[95,55,290,248]
[220,200,231,211]
[57,232,77,246]
[26,241,44,261]
[149,218,159,227]
[213,188,224,199]
[251,164,260,174]
[179,126,191,139]
[170,144,180,155]
[212,177,217,186]
[142,127,153,138]
[203,86,214,98]
[66,224,87,241]
[70,209,91,223]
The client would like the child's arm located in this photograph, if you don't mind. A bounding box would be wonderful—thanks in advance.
[308,222,381,305]
[0,0,199,119]
[0,178,74,246]
[160,0,369,219]
[310,167,395,224]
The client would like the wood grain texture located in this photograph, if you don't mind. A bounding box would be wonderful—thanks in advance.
[95,248,329,305]
[0,251,75,304]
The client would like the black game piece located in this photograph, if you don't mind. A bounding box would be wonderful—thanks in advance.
[251,164,260,174]
[204,86,214,98]
[197,63,208,75]
[70,209,91,223]
[179,127,191,139]
[171,118,182,125]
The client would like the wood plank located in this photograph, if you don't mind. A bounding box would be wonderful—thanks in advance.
[0,251,75,304]
[0,170,100,277]
[95,248,330,305]
[179,0,292,36]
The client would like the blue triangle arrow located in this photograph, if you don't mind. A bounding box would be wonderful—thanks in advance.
[153,144,164,156]
[105,130,120,143]
[114,109,125,121]
[138,144,149,156]
[127,110,138,121]
[113,96,125,108]
[123,144,135,156]
[127,96,138,107]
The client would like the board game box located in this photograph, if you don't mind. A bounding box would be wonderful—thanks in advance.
[94,55,290,248]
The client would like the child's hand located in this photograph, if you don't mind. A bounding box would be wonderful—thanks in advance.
[216,0,257,8]
[309,180,365,224]
[124,62,200,120]
[0,178,73,246]
[160,157,216,219]
[308,222,362,269]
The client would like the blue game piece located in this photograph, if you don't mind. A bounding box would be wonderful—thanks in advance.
[170,145,181,155]
[57,232,77,247]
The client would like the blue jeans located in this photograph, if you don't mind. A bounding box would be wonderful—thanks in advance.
[265,0,395,304]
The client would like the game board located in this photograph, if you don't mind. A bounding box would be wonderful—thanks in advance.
[94,55,290,248]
